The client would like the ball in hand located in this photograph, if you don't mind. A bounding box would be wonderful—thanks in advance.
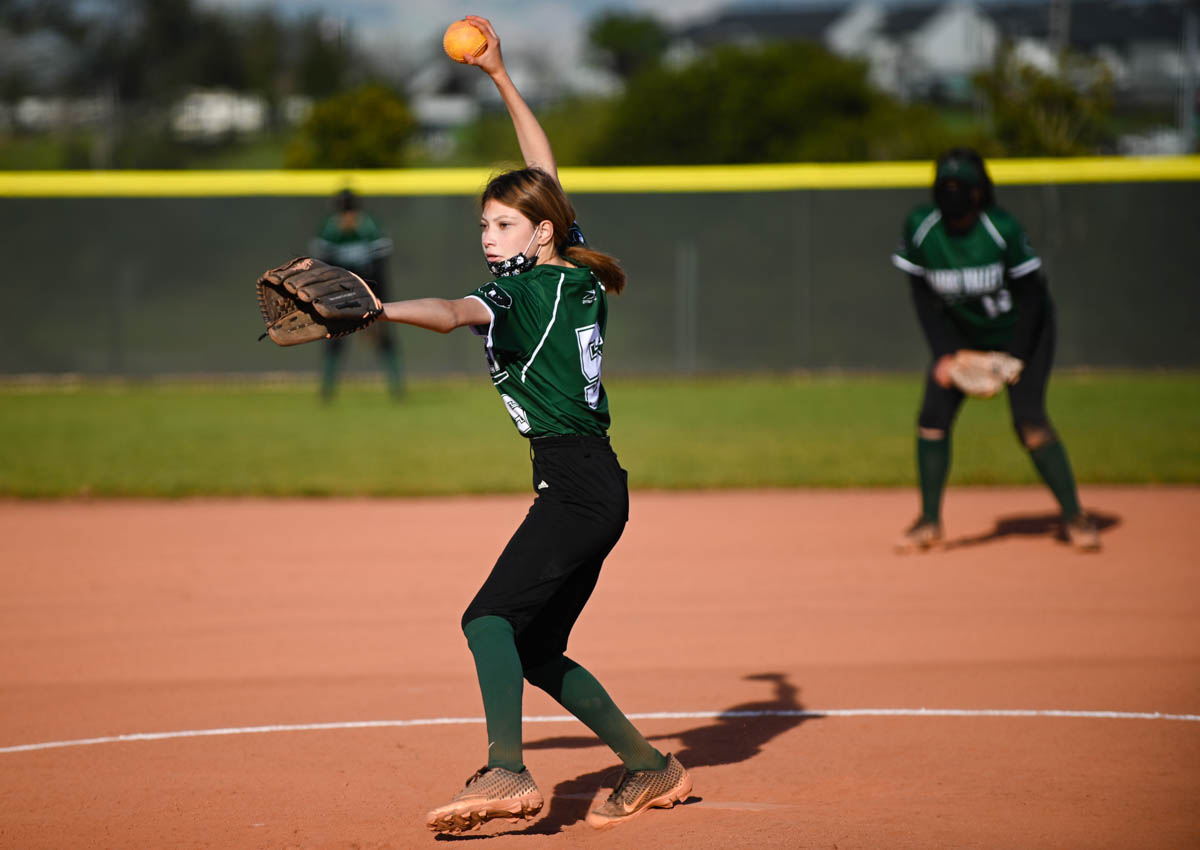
[443,20,487,63]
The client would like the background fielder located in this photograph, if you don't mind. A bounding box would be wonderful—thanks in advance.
[892,147,1101,552]
[309,188,404,400]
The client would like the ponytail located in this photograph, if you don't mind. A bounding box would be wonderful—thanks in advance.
[483,167,627,295]
[564,245,627,295]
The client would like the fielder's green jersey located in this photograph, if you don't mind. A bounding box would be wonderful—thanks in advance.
[891,204,1042,348]
[309,213,392,275]
[467,264,610,438]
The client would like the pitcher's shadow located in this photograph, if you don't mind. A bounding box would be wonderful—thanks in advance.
[433,671,814,839]
[941,509,1119,550]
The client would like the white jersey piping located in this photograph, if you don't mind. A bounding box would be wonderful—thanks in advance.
[980,212,1007,250]
[521,272,565,383]
[912,209,942,248]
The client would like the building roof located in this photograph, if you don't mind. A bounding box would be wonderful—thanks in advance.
[677,1,1183,51]
[989,0,1184,49]
[677,4,847,47]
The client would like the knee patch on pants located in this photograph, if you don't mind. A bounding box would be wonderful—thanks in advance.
[1016,420,1058,450]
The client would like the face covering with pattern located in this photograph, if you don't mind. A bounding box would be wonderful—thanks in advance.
[486,230,540,278]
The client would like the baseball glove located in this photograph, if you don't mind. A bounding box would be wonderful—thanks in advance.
[256,257,383,346]
[947,350,1024,398]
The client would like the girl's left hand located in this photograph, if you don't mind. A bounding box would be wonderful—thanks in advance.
[463,15,504,76]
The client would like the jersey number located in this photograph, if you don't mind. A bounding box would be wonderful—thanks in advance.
[981,288,1013,318]
[575,324,603,409]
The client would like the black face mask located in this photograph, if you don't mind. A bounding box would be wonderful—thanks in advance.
[934,179,977,220]
[486,231,539,278]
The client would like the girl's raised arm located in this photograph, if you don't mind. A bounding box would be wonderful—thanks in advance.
[463,15,558,182]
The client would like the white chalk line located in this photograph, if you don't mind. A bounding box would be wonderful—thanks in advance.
[3,707,1198,755]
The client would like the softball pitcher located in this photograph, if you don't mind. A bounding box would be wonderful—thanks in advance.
[378,16,692,834]
[892,148,1101,552]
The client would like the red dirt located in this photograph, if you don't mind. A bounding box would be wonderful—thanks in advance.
[1,486,1198,849]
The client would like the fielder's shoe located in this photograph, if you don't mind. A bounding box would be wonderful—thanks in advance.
[425,766,543,834]
[585,753,692,831]
[1065,513,1101,552]
[895,517,943,553]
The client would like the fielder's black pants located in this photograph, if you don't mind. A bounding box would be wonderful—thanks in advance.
[918,300,1058,437]
[462,435,629,671]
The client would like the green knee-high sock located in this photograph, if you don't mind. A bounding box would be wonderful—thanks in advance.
[463,615,525,773]
[320,350,340,399]
[917,436,951,523]
[381,345,403,398]
[1029,441,1082,520]
[526,656,666,772]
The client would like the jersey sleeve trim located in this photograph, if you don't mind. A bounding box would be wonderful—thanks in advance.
[1008,257,1043,278]
[980,212,1008,250]
[464,294,495,342]
[891,253,925,275]
[520,272,565,383]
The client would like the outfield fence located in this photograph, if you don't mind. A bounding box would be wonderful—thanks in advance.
[2,157,1198,377]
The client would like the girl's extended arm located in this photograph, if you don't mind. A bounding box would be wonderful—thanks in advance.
[463,15,557,181]
[381,297,492,333]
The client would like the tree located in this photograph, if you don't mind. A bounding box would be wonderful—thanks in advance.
[293,14,356,98]
[285,84,415,168]
[973,46,1114,156]
[587,11,669,81]
[587,42,956,164]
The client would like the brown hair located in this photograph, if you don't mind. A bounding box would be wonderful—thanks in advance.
[481,168,626,294]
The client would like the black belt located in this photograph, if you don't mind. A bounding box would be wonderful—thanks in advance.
[529,434,610,451]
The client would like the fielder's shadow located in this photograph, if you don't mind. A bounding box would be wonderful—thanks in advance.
[940,509,1120,551]
[434,671,813,839]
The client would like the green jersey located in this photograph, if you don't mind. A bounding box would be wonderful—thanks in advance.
[467,264,610,438]
[310,213,392,275]
[891,204,1042,348]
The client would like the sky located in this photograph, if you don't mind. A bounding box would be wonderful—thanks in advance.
[194,0,851,79]
[192,0,1060,91]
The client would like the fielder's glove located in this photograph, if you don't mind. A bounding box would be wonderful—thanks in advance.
[256,257,383,346]
[947,350,1024,398]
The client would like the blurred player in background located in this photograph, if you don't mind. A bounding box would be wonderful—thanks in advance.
[376,16,692,834]
[309,188,404,400]
[891,148,1100,552]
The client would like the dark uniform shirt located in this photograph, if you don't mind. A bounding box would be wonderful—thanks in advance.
[467,264,610,438]
[892,204,1043,349]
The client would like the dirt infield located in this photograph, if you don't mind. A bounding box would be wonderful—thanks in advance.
[1,486,1198,849]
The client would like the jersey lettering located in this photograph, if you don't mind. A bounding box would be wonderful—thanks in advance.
[501,393,532,434]
[575,324,603,409]
[926,262,1004,299]
[981,289,1014,317]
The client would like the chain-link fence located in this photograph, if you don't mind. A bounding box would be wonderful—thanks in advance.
[2,178,1197,377]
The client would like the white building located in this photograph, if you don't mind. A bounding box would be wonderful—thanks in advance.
[171,91,267,140]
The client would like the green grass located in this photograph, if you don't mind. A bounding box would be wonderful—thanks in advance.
[0,372,1196,497]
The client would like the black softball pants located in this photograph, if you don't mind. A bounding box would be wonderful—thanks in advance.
[461,435,629,672]
[918,300,1058,439]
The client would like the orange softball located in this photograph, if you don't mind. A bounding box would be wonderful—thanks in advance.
[443,20,487,63]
